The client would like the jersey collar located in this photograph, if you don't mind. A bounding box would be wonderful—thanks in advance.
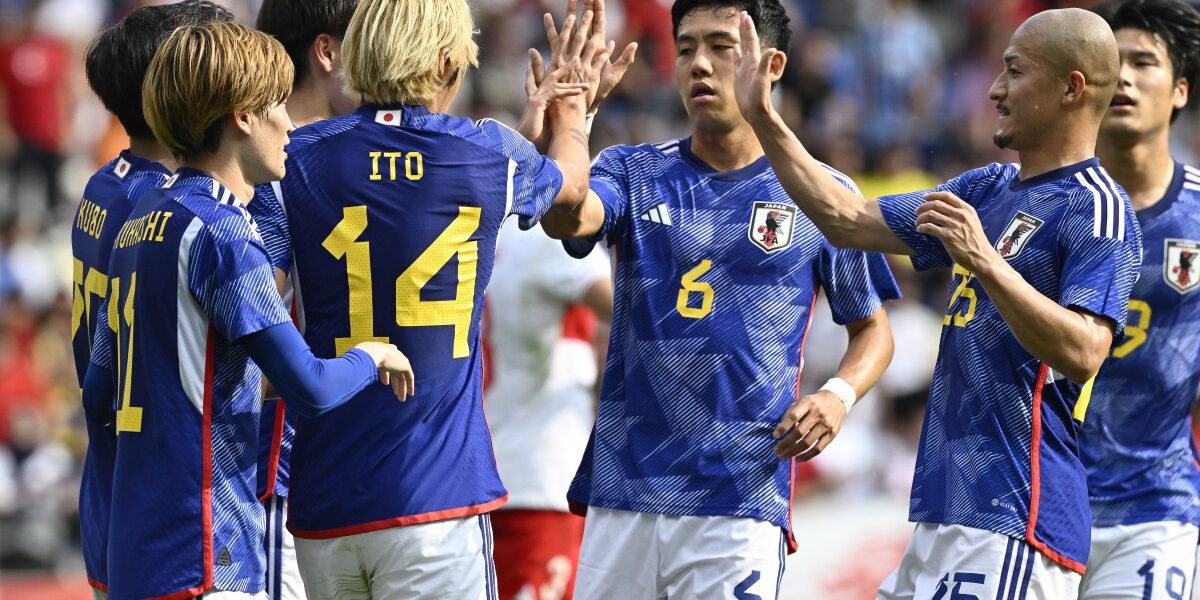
[115,149,171,180]
[168,167,250,208]
[1007,157,1100,192]
[1134,161,1185,224]
[357,103,427,127]
[678,136,770,182]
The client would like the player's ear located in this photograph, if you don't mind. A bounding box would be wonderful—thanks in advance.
[767,49,787,83]
[231,111,254,137]
[437,47,451,79]
[1063,70,1086,106]
[312,33,337,75]
[1173,76,1189,111]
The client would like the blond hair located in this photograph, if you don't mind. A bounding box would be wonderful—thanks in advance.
[342,0,479,106]
[143,21,293,161]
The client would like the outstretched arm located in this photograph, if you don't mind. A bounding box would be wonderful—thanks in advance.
[732,12,912,255]
[242,323,415,418]
[772,308,894,460]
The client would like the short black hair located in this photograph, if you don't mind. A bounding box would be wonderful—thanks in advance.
[85,1,233,140]
[671,0,792,52]
[1096,0,1200,121]
[256,0,358,89]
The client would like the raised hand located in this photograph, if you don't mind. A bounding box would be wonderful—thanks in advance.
[533,0,637,114]
[517,48,590,147]
[732,11,779,123]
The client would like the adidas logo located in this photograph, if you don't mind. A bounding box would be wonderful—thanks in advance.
[216,547,233,567]
[640,204,672,225]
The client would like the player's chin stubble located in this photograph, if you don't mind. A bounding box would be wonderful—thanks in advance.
[993,133,1013,149]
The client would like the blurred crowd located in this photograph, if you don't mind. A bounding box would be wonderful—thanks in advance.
[2,0,1200,578]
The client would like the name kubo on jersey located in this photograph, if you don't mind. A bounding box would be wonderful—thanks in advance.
[877,158,1142,573]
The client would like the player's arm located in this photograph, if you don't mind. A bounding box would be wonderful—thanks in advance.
[536,9,593,214]
[915,191,1114,384]
[241,323,415,417]
[772,308,894,460]
[732,13,911,255]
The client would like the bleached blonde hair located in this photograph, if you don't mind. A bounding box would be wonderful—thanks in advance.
[143,21,292,161]
[342,0,480,106]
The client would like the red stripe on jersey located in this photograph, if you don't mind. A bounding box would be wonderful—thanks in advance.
[201,329,215,589]
[784,288,820,555]
[1024,362,1086,575]
[86,576,108,592]
[288,495,509,539]
[258,399,287,503]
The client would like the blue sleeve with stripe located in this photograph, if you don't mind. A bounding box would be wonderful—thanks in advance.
[877,164,1000,271]
[471,118,564,230]
[1057,183,1142,334]
[249,183,292,272]
[89,297,114,370]
[187,212,291,343]
[564,146,628,259]
[818,244,901,324]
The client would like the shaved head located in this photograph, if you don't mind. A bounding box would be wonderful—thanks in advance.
[1012,8,1120,113]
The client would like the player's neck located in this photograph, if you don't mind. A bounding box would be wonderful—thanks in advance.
[285,84,333,128]
[689,124,764,173]
[1097,131,1174,212]
[1014,132,1097,182]
[127,137,177,171]
[184,151,255,206]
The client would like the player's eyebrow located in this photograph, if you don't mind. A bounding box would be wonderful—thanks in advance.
[1123,49,1160,62]
[676,31,739,44]
[1003,54,1020,66]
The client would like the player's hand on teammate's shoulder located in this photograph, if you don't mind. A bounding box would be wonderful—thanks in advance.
[732,11,781,124]
[354,341,416,401]
[771,390,847,461]
[914,191,1000,275]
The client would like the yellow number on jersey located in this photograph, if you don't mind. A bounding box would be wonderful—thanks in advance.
[325,206,481,359]
[323,206,388,354]
[395,207,480,358]
[71,259,109,343]
[677,260,715,319]
[1111,299,1151,359]
[943,264,978,328]
[114,273,142,434]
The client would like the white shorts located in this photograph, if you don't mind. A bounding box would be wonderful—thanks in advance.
[1078,521,1199,600]
[573,507,787,600]
[202,592,267,599]
[877,522,1081,600]
[294,513,497,600]
[264,495,305,600]
[92,591,106,600]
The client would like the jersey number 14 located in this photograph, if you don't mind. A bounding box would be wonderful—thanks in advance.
[323,205,480,358]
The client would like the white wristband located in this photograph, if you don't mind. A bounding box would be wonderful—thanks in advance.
[820,377,857,413]
[584,111,597,135]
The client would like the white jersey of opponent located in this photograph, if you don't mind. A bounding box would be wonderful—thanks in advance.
[484,219,610,512]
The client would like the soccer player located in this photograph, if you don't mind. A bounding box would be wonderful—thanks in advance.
[71,3,233,597]
[732,7,1142,599]
[79,21,414,599]
[269,0,602,596]
[537,1,900,597]
[1077,1,1200,597]
[485,222,611,600]
[252,2,360,597]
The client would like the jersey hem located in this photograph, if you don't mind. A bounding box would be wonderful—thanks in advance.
[288,495,508,539]
[86,576,108,592]
[570,496,790,543]
[1090,514,1200,528]
[143,582,210,600]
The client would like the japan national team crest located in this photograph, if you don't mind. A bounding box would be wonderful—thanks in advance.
[995,212,1044,260]
[748,201,797,253]
[1164,239,1200,293]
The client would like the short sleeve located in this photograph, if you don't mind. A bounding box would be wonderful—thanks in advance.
[563,147,629,259]
[187,212,291,343]
[473,118,564,230]
[1057,187,1142,335]
[877,164,999,271]
[250,182,293,272]
[90,297,115,370]
[817,244,902,325]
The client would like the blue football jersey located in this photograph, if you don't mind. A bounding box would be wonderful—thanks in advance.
[564,138,900,551]
[246,186,296,500]
[99,169,291,599]
[275,104,562,537]
[878,158,1142,573]
[69,151,170,591]
[1082,162,1200,527]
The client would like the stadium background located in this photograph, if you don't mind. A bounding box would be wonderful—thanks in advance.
[0,0,1196,598]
